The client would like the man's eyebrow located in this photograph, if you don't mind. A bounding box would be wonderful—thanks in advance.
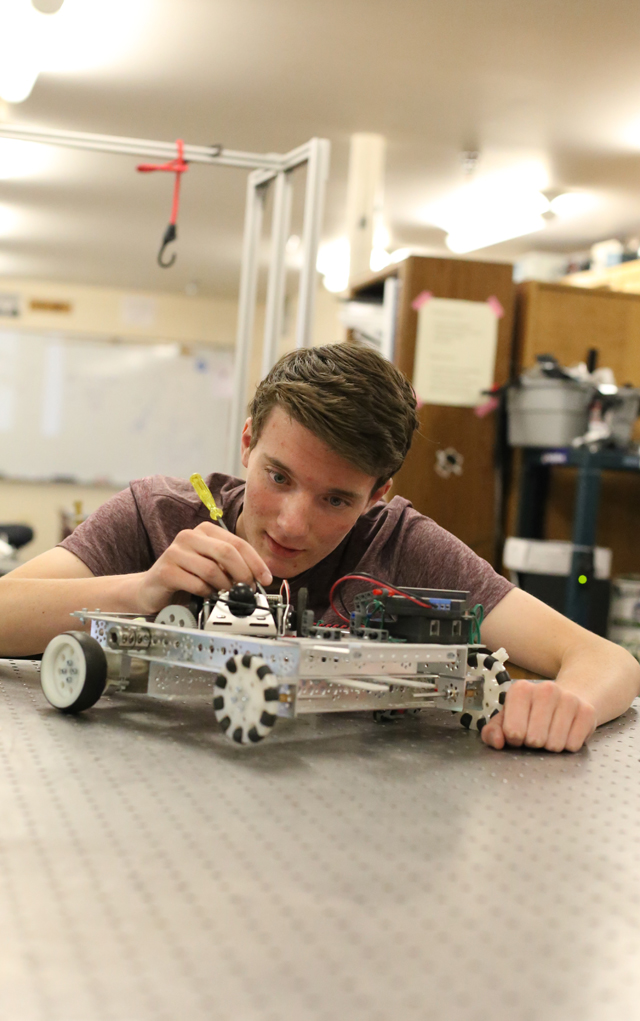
[265,455,360,500]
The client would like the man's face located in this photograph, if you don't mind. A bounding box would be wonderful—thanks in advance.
[236,407,391,579]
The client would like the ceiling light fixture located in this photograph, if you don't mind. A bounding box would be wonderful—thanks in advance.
[0,1,45,103]
[423,160,552,254]
[389,248,410,263]
[0,204,22,237]
[0,0,67,104]
[317,237,350,293]
[0,138,56,179]
[548,192,598,218]
[0,0,151,104]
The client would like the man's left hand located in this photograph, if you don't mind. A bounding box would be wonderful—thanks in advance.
[480,679,597,753]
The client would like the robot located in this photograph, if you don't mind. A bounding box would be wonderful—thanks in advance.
[39,574,512,745]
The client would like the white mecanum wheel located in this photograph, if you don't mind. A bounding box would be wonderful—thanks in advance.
[154,605,197,628]
[213,653,280,745]
[41,632,107,713]
[460,647,511,733]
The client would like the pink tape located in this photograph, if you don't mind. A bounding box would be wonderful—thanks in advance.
[411,290,432,311]
[474,396,499,418]
[487,295,504,319]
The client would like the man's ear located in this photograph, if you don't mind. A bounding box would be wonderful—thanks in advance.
[240,417,253,469]
[367,479,392,510]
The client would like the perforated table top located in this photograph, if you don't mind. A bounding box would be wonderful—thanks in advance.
[1,658,640,1021]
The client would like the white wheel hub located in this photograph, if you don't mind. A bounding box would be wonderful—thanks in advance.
[41,634,87,709]
[213,653,280,745]
[461,647,511,733]
[154,605,197,628]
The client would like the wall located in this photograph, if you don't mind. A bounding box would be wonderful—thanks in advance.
[0,276,344,563]
[0,277,238,346]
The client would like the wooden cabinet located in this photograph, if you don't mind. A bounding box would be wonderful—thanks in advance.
[350,256,515,565]
[516,281,640,385]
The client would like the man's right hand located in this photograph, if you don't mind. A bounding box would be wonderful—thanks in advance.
[133,521,273,613]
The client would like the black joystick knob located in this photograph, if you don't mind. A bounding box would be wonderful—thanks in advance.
[227,582,257,618]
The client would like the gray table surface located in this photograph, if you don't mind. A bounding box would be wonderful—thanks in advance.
[1,658,639,1021]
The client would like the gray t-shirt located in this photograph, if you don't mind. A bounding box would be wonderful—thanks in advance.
[59,473,513,622]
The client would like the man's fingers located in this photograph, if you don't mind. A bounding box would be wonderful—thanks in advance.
[501,679,535,747]
[565,701,597,753]
[496,681,596,753]
[159,565,216,600]
[480,710,505,749]
[193,522,272,585]
[161,547,233,594]
[544,691,579,752]
[523,681,561,748]
[187,533,256,587]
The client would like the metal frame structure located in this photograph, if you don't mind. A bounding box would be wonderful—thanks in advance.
[0,123,331,475]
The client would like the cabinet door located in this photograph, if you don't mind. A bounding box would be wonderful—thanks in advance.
[390,256,515,565]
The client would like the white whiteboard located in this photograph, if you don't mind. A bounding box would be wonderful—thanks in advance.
[0,330,235,485]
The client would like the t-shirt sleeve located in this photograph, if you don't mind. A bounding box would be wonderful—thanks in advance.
[57,487,153,577]
[392,513,514,616]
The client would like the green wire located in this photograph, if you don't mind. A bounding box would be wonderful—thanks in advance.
[469,603,484,644]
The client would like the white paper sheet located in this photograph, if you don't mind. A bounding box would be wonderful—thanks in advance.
[413,297,498,407]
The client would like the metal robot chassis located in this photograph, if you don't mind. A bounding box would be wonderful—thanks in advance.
[39,608,512,746]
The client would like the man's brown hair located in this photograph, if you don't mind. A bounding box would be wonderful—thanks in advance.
[249,341,419,487]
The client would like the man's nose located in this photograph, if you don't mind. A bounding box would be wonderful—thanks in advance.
[276,491,312,540]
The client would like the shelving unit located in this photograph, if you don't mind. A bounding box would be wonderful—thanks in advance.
[511,281,640,577]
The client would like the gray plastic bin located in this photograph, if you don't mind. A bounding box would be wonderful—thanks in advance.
[507,378,593,447]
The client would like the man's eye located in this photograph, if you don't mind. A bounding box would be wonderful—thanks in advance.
[270,471,287,485]
[328,496,346,508]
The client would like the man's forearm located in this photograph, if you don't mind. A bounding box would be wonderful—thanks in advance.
[556,635,640,727]
[0,575,144,657]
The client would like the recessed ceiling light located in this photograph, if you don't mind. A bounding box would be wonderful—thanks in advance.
[32,0,65,12]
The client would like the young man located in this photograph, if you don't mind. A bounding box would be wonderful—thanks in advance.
[1,343,638,752]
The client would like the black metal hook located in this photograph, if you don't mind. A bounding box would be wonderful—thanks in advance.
[157,222,177,269]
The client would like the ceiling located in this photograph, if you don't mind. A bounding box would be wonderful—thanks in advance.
[2,0,640,297]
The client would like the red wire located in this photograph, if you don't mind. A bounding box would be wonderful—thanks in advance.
[328,573,437,623]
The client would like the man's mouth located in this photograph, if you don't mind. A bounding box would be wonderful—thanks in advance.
[265,533,304,559]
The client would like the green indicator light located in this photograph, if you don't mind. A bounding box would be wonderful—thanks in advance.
[578,574,588,585]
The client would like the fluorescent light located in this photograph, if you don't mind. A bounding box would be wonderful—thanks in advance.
[389,248,410,263]
[41,0,153,74]
[549,192,598,218]
[0,204,22,236]
[317,237,350,293]
[0,63,39,104]
[0,138,56,179]
[446,208,547,254]
[423,160,551,254]
[0,0,152,104]
[370,247,391,272]
[372,223,390,249]
[0,0,44,103]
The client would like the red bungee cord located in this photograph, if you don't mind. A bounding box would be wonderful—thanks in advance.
[137,139,189,268]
